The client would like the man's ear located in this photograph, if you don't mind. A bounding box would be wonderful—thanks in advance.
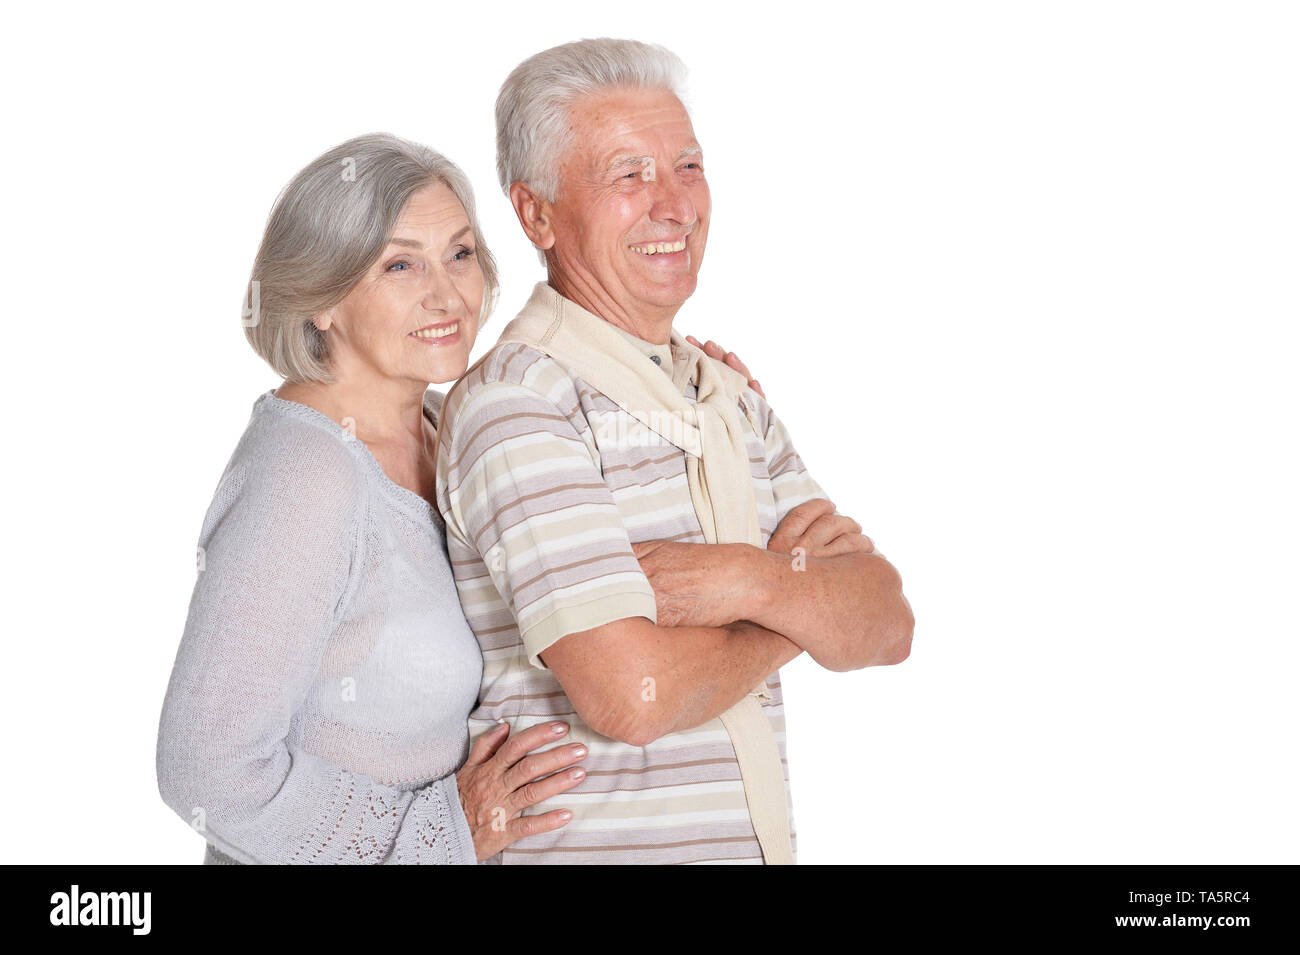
[509,181,556,252]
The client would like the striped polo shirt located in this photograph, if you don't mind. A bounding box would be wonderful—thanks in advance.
[436,303,827,865]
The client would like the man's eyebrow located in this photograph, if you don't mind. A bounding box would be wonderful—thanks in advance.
[385,225,472,249]
[603,147,703,174]
[605,154,654,173]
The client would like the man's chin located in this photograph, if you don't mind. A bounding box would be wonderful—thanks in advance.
[635,275,698,311]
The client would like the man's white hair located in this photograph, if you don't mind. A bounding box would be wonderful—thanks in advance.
[495,37,689,205]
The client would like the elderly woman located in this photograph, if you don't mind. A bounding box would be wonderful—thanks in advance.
[155,133,590,864]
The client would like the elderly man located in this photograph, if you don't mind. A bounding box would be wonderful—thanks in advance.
[436,38,913,864]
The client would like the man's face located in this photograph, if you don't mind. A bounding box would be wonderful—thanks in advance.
[547,86,710,322]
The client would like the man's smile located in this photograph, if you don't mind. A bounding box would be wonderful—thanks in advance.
[629,237,688,255]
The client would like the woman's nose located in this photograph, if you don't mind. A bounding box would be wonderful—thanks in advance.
[420,268,460,313]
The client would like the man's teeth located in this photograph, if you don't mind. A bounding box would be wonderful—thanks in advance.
[412,322,459,339]
[631,239,687,255]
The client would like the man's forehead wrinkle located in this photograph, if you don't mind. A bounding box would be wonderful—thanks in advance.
[572,97,694,137]
[567,91,701,180]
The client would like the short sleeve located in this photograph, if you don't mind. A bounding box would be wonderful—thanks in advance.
[747,389,832,525]
[438,379,657,668]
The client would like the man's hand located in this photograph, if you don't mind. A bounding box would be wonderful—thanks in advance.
[632,500,877,630]
[761,499,909,671]
[634,497,911,671]
[768,498,877,559]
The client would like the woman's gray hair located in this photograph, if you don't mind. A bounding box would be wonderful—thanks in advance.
[244,132,499,383]
[495,38,689,203]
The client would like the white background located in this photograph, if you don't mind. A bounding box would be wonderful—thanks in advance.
[2,1,1295,864]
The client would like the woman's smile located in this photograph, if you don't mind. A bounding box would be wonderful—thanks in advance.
[410,320,462,345]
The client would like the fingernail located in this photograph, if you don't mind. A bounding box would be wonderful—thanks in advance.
[569,768,586,780]
[551,722,568,734]
[558,810,573,821]
[571,745,587,758]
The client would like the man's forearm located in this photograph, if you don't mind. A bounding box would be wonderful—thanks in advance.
[542,617,800,746]
[644,619,800,741]
[742,547,914,671]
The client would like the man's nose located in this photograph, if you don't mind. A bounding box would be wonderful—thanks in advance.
[648,169,696,226]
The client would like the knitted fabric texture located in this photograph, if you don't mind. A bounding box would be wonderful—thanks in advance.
[157,390,481,864]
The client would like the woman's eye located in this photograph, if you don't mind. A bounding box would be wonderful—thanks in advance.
[453,247,476,262]
[387,260,411,272]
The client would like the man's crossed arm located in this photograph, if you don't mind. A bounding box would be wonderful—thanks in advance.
[540,499,914,746]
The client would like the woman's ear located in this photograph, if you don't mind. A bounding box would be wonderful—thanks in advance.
[312,307,335,333]
[509,181,556,252]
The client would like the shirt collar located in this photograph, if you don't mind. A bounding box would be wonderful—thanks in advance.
[546,285,678,380]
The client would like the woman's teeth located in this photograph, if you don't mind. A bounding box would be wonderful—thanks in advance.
[631,239,687,255]
[412,322,459,339]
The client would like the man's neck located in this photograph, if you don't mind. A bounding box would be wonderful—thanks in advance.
[547,271,676,345]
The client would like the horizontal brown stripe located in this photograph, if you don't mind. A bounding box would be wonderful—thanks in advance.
[478,689,570,707]
[512,550,635,597]
[601,450,682,475]
[678,855,764,865]
[506,834,761,854]
[769,449,801,474]
[579,756,739,778]
[471,481,611,550]
[460,621,519,635]
[456,410,573,467]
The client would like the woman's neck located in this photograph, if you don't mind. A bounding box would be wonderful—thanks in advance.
[275,372,429,449]
[274,370,441,505]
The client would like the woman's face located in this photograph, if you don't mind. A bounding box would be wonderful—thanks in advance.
[318,181,483,386]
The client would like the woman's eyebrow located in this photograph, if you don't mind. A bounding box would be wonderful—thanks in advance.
[385,225,472,249]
